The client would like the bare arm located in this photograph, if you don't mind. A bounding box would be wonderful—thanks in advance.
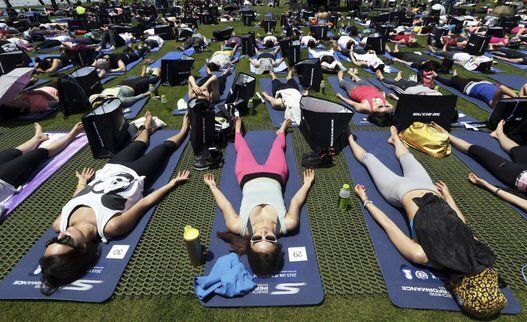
[285,170,315,232]
[470,173,527,211]
[105,171,190,237]
[204,173,241,233]
[110,59,126,72]
[435,181,467,224]
[336,93,368,112]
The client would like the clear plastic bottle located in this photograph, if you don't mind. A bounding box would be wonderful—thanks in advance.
[338,184,351,210]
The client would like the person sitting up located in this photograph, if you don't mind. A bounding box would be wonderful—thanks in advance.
[204,117,315,277]
[206,44,239,71]
[39,112,190,294]
[187,65,232,105]
[348,126,507,319]
[261,69,308,125]
[335,70,393,126]
[442,120,527,211]
[249,47,284,75]
[0,123,84,213]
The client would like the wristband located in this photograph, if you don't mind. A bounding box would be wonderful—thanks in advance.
[363,199,373,207]
[493,187,501,196]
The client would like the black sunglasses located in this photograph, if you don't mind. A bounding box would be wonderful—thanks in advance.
[250,235,278,246]
[45,235,76,249]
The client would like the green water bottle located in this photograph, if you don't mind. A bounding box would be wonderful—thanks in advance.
[338,184,351,210]
[320,80,326,94]
[149,84,155,98]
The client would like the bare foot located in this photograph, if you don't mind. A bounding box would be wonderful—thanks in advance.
[394,71,402,81]
[34,123,49,142]
[387,126,399,145]
[490,120,506,139]
[277,119,292,135]
[144,111,153,133]
[70,122,85,137]
[375,69,383,79]
[234,117,243,133]
[452,69,458,76]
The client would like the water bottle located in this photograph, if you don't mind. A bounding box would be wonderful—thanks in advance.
[184,225,202,267]
[149,84,155,98]
[338,184,351,210]
[161,95,167,103]
[320,80,326,94]
[247,98,254,114]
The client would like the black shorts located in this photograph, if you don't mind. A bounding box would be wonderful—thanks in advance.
[271,78,300,96]
[258,52,274,60]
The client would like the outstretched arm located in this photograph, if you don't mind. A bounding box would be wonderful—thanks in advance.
[469,172,527,211]
[204,173,241,233]
[285,170,315,231]
[355,185,429,264]
[110,60,127,73]
[105,171,190,237]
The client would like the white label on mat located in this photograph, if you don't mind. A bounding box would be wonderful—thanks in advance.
[106,245,130,259]
[288,247,307,262]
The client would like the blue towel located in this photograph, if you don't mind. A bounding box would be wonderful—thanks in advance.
[194,253,256,300]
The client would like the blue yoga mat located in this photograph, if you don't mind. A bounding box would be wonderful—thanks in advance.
[101,75,117,85]
[326,76,372,126]
[451,129,527,221]
[342,130,521,313]
[259,77,301,128]
[171,72,236,116]
[202,131,324,307]
[492,56,527,70]
[0,130,188,302]
[13,105,59,121]
[24,79,51,91]
[487,74,527,91]
[149,49,195,68]
[199,50,241,77]
[434,80,492,113]
[122,77,161,120]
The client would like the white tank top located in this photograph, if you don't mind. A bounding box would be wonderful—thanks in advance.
[239,178,287,236]
[60,164,145,243]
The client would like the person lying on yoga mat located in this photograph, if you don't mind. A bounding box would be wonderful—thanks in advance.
[333,35,358,51]
[0,86,59,119]
[335,70,394,126]
[389,31,418,47]
[34,54,71,74]
[426,44,494,73]
[89,65,161,108]
[261,69,308,125]
[177,33,210,53]
[92,45,148,78]
[206,44,239,71]
[250,47,284,74]
[489,47,527,65]
[40,112,191,294]
[348,126,507,318]
[257,35,278,48]
[300,35,320,49]
[442,121,527,211]
[348,49,386,73]
[432,70,518,107]
[0,122,84,213]
[95,26,136,51]
[204,118,315,276]
[387,44,446,72]
[308,47,347,72]
[375,70,442,96]
[224,35,241,49]
[188,66,232,105]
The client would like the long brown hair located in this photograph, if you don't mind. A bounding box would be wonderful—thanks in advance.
[217,231,284,277]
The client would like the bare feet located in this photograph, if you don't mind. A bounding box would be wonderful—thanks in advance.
[70,122,84,137]
[144,111,153,133]
[394,71,402,81]
[387,126,399,145]
[234,117,243,133]
[490,120,506,139]
[375,69,383,79]
[181,112,190,133]
[34,123,49,142]
[277,119,292,135]
[452,69,458,76]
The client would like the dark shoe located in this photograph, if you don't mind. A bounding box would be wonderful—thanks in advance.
[301,151,333,168]
[193,149,223,170]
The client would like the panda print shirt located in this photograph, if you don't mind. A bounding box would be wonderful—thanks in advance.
[60,163,145,243]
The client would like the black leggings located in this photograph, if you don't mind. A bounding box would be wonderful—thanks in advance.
[468,145,527,189]
[120,75,160,94]
[100,29,126,48]
[108,140,178,187]
[380,78,418,94]
[435,75,478,92]
[0,148,49,187]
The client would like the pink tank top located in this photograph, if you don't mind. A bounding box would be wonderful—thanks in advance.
[349,85,386,112]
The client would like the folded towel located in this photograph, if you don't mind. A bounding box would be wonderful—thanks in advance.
[194,253,256,300]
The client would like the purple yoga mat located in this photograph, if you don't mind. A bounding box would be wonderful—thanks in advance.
[0,133,88,220]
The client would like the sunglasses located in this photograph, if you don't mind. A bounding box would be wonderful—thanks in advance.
[250,235,278,246]
[45,235,76,249]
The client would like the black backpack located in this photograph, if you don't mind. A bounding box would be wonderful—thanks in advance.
[57,75,91,116]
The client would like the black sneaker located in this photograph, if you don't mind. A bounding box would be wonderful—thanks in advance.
[301,151,333,168]
[193,149,223,170]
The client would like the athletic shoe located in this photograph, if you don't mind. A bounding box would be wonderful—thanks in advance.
[301,151,333,168]
[193,149,223,170]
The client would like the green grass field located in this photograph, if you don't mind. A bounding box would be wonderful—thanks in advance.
[0,2,526,321]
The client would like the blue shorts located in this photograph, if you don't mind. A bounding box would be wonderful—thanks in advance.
[469,82,498,105]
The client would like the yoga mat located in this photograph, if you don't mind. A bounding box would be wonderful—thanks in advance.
[342,130,521,313]
[434,80,492,113]
[12,105,59,121]
[259,77,301,128]
[201,131,324,307]
[326,76,372,126]
[1,133,88,220]
[199,50,241,77]
[172,72,236,116]
[122,77,161,120]
[24,79,51,91]
[491,56,527,70]
[0,130,188,302]
[487,74,527,91]
[149,49,194,68]
[451,129,527,221]
[101,75,117,84]
[35,46,61,54]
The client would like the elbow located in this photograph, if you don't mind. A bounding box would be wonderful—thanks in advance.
[52,221,60,233]
[408,249,428,265]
